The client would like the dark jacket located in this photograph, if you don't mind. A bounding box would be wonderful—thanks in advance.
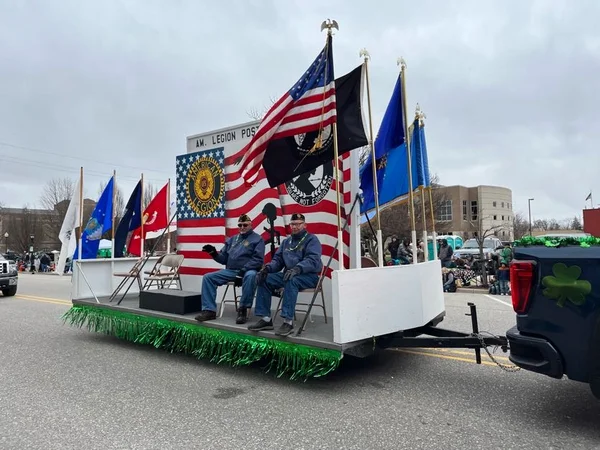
[214,230,265,271]
[266,230,322,274]
[439,244,453,262]
[497,267,510,281]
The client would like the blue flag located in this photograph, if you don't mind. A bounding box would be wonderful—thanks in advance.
[77,176,114,259]
[360,74,434,213]
[360,73,406,213]
[412,118,431,188]
[114,180,142,257]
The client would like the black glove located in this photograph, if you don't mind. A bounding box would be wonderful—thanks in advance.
[234,268,246,287]
[202,244,217,258]
[283,266,302,282]
[256,267,269,284]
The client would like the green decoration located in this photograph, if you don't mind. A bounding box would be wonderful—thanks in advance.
[515,236,600,248]
[541,263,592,307]
[62,305,342,380]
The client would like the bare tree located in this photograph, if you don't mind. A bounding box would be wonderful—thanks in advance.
[468,215,510,286]
[38,177,76,242]
[513,212,530,240]
[97,181,125,220]
[144,183,158,209]
[361,175,451,260]
[5,206,46,254]
[246,95,279,121]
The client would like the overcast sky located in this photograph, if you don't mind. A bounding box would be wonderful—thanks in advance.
[0,0,598,223]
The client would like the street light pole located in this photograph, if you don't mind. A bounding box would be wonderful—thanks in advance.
[528,198,534,236]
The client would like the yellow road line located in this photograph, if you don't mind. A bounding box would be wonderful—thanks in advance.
[427,347,510,361]
[390,348,498,367]
[14,294,71,306]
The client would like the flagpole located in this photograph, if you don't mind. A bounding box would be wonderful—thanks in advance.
[416,105,438,261]
[415,105,428,262]
[140,173,145,257]
[428,186,437,260]
[398,58,417,264]
[166,178,171,253]
[78,166,84,262]
[321,19,345,270]
[359,48,384,267]
[111,170,117,256]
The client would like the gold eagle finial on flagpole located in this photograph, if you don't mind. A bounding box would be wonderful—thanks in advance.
[320,19,339,34]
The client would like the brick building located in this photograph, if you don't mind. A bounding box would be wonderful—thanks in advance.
[0,199,97,254]
[435,184,514,241]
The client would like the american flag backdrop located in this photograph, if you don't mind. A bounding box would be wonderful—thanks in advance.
[176,147,227,276]
[239,34,336,186]
[176,127,352,280]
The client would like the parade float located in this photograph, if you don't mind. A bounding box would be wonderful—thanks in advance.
[63,20,507,380]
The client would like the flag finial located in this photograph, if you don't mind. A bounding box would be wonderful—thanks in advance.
[320,19,339,34]
[397,57,406,70]
[415,103,426,125]
[359,48,370,62]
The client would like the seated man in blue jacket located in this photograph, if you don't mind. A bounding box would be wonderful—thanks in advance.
[194,214,265,324]
[248,213,322,337]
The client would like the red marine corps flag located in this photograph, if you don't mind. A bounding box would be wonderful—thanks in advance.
[127,182,169,256]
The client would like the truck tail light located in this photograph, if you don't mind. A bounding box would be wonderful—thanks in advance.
[510,261,535,314]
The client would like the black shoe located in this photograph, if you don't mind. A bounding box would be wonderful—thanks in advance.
[194,310,216,322]
[275,322,293,337]
[236,308,248,324]
[248,318,274,331]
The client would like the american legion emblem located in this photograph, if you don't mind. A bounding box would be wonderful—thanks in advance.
[178,148,225,218]
[284,126,334,207]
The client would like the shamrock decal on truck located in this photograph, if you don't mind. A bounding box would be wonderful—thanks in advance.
[542,263,592,307]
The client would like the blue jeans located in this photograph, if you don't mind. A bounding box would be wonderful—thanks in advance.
[254,272,319,321]
[201,269,257,312]
[498,280,509,294]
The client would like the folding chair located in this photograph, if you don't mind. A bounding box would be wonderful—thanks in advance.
[109,258,145,303]
[217,282,243,318]
[274,267,328,331]
[141,254,167,290]
[142,254,184,291]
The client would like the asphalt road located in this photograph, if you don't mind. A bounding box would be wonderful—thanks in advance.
[1,273,599,449]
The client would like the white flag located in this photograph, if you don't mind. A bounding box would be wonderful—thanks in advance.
[56,179,81,275]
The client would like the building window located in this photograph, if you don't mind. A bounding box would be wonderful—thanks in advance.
[471,201,478,221]
[502,230,506,237]
[493,215,497,220]
[438,200,452,221]
[493,201,497,207]
[508,203,511,209]
[501,202,505,208]
[502,215,505,221]
[462,200,467,220]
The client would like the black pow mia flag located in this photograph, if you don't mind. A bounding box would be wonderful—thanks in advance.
[262,64,369,188]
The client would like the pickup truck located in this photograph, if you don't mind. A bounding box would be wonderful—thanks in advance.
[0,255,18,296]
[506,238,600,399]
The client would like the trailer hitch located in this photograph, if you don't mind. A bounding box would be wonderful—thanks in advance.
[376,302,510,365]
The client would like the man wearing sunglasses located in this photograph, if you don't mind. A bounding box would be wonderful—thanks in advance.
[194,214,265,324]
[247,213,322,337]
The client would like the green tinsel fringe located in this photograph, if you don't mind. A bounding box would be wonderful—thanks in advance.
[62,305,342,380]
[514,236,600,248]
